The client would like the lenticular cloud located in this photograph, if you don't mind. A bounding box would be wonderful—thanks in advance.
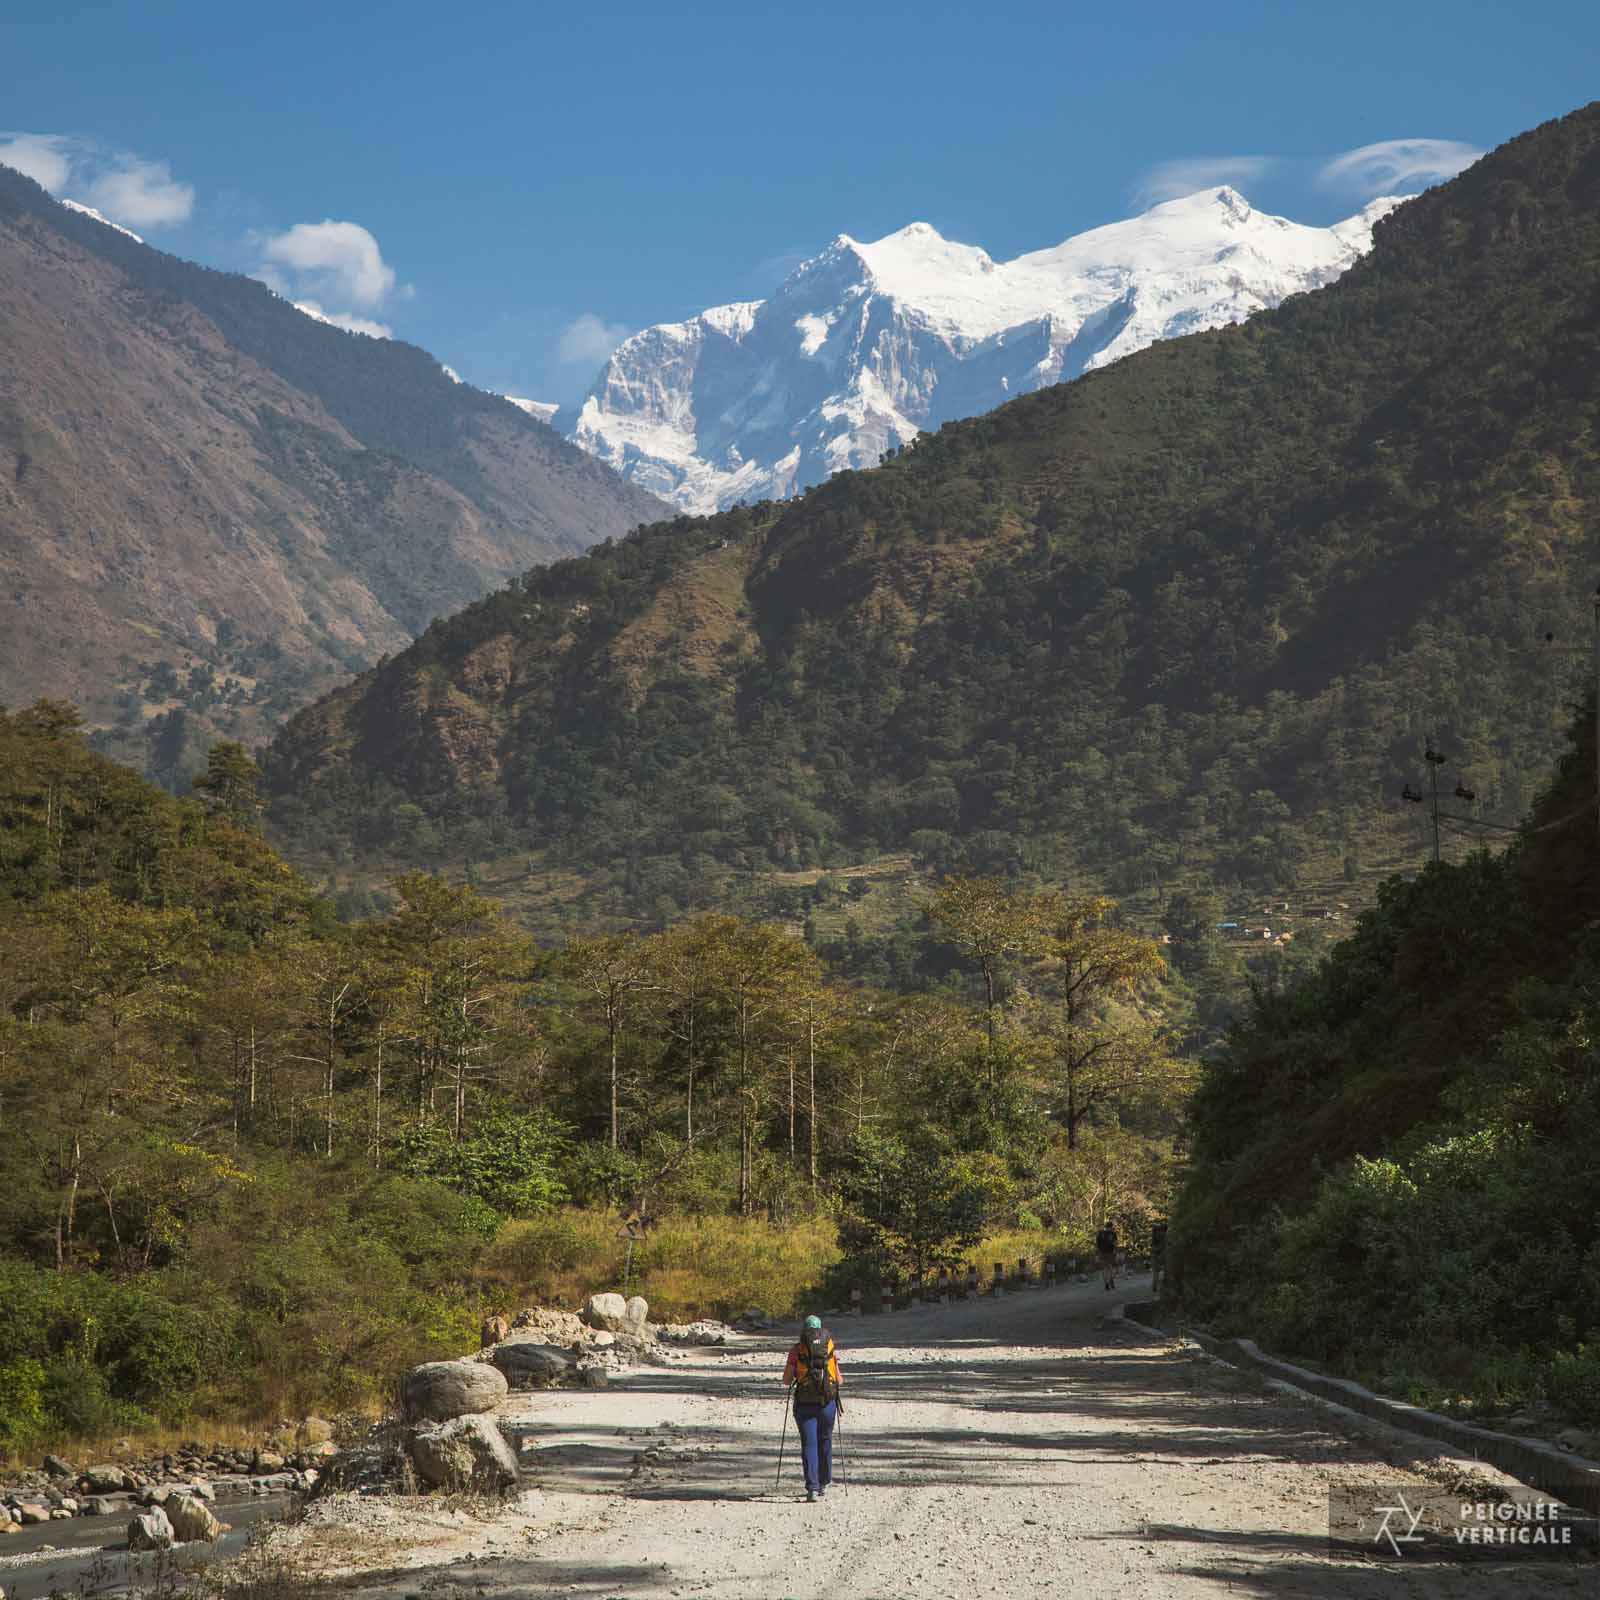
[1319,138,1482,197]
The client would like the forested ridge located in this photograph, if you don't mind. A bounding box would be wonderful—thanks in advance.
[0,706,1185,1454]
[267,103,1600,935]
[1175,698,1600,1425]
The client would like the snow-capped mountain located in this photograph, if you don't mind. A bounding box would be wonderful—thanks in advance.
[503,395,560,424]
[563,188,1404,513]
[59,199,144,243]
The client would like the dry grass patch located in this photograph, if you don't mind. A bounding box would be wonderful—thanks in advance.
[477,1209,838,1320]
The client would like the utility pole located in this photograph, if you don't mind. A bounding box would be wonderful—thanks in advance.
[1401,584,1600,862]
[1402,747,1477,868]
[1592,582,1600,847]
[1424,746,1446,864]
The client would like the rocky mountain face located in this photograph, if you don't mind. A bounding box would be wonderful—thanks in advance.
[263,102,1600,927]
[563,188,1402,513]
[0,163,665,780]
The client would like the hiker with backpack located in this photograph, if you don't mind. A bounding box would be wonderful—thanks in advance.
[782,1314,842,1502]
[1096,1222,1119,1289]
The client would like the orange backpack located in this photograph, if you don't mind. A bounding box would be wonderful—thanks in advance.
[793,1334,839,1403]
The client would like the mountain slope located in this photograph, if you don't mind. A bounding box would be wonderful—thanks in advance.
[267,103,1600,928]
[563,189,1401,513]
[0,164,665,780]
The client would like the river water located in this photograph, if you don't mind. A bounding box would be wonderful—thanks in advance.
[0,1493,293,1600]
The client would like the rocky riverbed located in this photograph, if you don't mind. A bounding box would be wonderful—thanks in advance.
[1,1436,334,1539]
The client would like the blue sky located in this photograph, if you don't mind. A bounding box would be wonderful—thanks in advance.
[3,1,1596,405]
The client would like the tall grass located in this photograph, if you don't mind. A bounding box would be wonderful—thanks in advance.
[476,1210,839,1321]
[476,1210,1122,1322]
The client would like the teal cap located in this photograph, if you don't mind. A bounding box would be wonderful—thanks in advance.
[803,1314,822,1332]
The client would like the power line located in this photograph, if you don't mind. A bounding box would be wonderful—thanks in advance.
[1396,583,1600,861]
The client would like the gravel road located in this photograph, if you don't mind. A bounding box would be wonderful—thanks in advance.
[275,1275,1591,1598]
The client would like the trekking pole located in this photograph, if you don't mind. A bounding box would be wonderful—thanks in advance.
[833,1405,845,1487]
[775,1384,792,1487]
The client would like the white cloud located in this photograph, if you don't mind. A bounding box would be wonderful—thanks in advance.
[0,132,73,191]
[0,133,195,229]
[1319,138,1483,197]
[292,300,393,339]
[261,220,399,308]
[1133,155,1277,207]
[557,311,631,366]
[83,157,193,227]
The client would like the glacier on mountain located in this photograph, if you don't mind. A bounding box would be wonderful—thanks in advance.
[562,188,1404,513]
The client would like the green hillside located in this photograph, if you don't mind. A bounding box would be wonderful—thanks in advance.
[265,103,1600,935]
[1174,699,1600,1421]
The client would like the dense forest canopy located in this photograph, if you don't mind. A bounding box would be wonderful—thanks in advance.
[0,707,1185,1451]
[1175,698,1600,1423]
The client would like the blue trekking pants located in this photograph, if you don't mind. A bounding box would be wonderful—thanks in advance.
[793,1400,836,1491]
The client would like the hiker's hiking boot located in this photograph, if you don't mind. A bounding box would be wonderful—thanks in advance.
[806,1489,817,1502]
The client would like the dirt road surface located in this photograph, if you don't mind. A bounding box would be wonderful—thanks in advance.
[279,1276,1591,1598]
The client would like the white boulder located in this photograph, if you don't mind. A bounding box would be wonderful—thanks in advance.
[409,1415,519,1491]
[128,1507,174,1550]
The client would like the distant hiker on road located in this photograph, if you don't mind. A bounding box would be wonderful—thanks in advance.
[783,1314,842,1502]
[1096,1223,1119,1290]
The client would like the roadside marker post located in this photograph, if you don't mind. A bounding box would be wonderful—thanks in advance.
[966,1264,978,1299]
[850,1285,862,1317]
[993,1260,1005,1296]
[881,1282,892,1315]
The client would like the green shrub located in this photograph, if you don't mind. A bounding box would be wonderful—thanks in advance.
[1546,1345,1600,1427]
[0,1357,46,1446]
[41,1357,154,1438]
[559,1143,647,1210]
[391,1108,570,1217]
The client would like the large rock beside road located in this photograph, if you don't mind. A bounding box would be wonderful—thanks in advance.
[402,1359,509,1422]
[128,1507,174,1550]
[167,1493,223,1543]
[581,1292,649,1333]
[581,1292,630,1331]
[489,1339,576,1387]
[409,1415,519,1490]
